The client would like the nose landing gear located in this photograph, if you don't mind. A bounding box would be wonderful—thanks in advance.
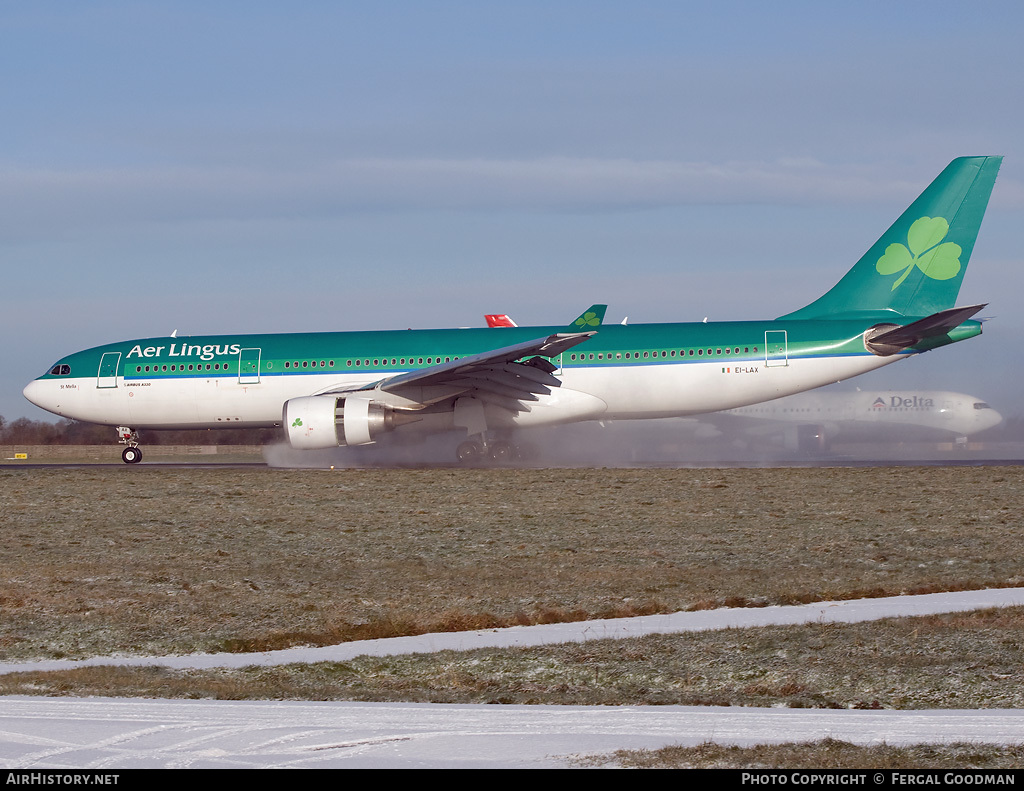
[117,427,143,464]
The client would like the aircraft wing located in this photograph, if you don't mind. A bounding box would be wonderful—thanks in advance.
[320,306,604,412]
[382,331,590,391]
[317,331,592,413]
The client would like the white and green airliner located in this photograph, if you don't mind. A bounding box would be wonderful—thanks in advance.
[24,156,1002,464]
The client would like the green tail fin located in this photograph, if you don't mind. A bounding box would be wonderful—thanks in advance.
[780,156,1002,320]
[567,304,607,330]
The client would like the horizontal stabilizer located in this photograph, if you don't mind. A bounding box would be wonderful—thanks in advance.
[864,304,986,356]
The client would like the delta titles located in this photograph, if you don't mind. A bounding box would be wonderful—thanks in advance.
[871,395,936,409]
[126,343,242,362]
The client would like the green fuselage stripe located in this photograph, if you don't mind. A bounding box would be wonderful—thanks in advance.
[42,319,929,380]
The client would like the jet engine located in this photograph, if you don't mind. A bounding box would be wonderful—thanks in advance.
[283,395,408,449]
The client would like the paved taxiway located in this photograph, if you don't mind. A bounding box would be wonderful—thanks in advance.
[4,697,1024,769]
[3,588,1024,768]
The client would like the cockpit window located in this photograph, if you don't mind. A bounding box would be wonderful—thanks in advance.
[973,402,992,410]
[49,364,71,376]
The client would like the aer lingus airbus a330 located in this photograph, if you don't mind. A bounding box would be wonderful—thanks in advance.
[24,156,1002,464]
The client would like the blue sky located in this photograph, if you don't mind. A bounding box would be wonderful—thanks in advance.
[3,1,1022,422]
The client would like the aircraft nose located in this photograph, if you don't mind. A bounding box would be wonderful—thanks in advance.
[23,379,57,413]
[983,409,1004,432]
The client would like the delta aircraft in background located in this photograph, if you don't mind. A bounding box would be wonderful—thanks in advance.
[24,156,1002,464]
[705,389,1003,452]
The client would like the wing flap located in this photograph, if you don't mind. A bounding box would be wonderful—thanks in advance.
[318,310,601,415]
[379,331,594,394]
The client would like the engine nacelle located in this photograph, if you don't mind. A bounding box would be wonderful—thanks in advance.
[283,395,394,449]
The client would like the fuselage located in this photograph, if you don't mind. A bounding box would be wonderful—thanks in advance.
[23,317,982,433]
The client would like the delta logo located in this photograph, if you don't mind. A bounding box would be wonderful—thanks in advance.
[871,395,936,409]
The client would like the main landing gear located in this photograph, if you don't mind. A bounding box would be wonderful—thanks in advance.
[117,426,143,464]
[456,433,522,465]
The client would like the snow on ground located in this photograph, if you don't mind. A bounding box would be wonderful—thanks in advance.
[4,587,1024,675]
[3,588,1024,768]
[4,698,1024,769]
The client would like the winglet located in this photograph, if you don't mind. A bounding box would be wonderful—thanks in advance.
[568,304,607,331]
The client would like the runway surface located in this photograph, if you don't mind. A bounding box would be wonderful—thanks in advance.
[3,588,1024,768]
[4,697,1024,769]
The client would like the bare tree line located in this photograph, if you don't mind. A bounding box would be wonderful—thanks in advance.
[0,416,279,446]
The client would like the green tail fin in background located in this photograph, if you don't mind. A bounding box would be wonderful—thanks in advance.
[779,156,1002,320]
[567,304,607,331]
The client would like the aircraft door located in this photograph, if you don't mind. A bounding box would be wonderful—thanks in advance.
[765,330,788,367]
[238,347,262,384]
[97,352,121,388]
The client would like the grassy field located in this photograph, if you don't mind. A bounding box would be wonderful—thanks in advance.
[585,740,1024,769]
[3,464,1023,768]
[3,606,1023,709]
[1,465,1021,661]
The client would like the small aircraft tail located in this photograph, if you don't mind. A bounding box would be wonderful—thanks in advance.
[780,156,1002,320]
[567,304,607,330]
[485,314,518,327]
